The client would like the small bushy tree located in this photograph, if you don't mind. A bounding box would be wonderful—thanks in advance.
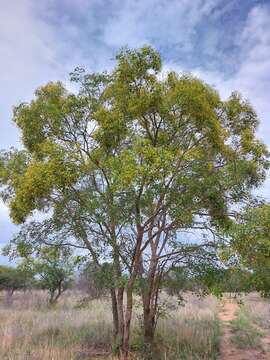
[35,247,75,304]
[0,265,34,304]
[6,244,77,305]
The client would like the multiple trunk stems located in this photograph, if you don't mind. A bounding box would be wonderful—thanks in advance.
[110,282,160,359]
[109,235,161,359]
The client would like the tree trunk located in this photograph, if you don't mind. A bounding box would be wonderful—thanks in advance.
[49,290,56,305]
[49,282,63,305]
[143,307,156,347]
[109,286,128,359]
[141,258,160,355]
[116,287,125,349]
[53,288,62,303]
[122,284,133,359]
[110,288,119,340]
[142,288,156,357]
[121,229,144,359]
[5,288,14,306]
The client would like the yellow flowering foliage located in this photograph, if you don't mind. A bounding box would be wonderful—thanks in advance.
[0,46,268,231]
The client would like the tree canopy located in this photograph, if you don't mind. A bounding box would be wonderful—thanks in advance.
[0,265,34,305]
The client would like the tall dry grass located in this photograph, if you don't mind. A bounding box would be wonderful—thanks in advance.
[0,290,112,359]
[0,290,220,360]
[243,293,270,330]
[154,294,220,359]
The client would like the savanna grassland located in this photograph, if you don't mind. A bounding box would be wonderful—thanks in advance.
[0,290,220,360]
[1,290,270,360]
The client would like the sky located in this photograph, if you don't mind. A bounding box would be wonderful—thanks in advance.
[0,0,270,264]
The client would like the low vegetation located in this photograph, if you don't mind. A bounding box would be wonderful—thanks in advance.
[155,296,220,359]
[245,294,270,330]
[0,291,220,360]
[230,305,263,350]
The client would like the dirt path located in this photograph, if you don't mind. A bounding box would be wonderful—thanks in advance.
[218,299,269,360]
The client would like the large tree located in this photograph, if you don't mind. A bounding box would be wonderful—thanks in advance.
[0,46,268,358]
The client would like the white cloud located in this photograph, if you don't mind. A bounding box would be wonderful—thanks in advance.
[102,0,222,50]
[0,0,60,147]
[0,0,95,148]
[0,201,17,246]
[194,5,270,142]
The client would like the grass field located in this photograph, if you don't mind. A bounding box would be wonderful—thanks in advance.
[0,290,221,360]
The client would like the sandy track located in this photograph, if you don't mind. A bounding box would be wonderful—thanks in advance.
[218,299,269,360]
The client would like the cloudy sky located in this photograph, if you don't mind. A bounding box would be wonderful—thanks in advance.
[0,0,270,263]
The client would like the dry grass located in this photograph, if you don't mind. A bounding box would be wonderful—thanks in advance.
[0,290,220,360]
[154,294,220,359]
[243,293,270,330]
[0,290,113,359]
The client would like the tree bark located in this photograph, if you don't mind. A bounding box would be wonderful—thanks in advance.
[122,283,133,359]
[109,241,125,355]
[121,228,144,359]
[142,283,160,360]
[142,291,156,350]
[117,287,125,347]
[144,313,155,348]
[141,255,160,354]
[110,288,119,340]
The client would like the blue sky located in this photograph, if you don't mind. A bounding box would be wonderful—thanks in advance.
[1,0,270,263]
